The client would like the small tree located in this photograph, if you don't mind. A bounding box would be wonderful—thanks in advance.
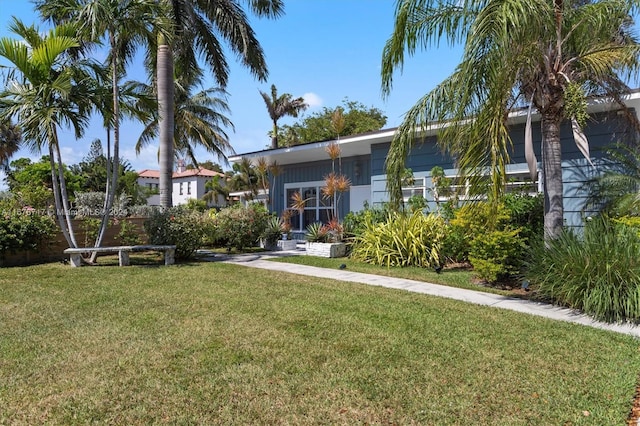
[260,84,308,149]
[322,143,351,222]
[279,99,387,146]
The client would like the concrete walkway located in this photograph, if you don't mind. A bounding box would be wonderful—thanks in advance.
[199,249,640,338]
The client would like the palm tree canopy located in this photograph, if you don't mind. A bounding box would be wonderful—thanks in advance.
[0,119,21,172]
[136,71,236,166]
[260,83,308,148]
[159,0,285,88]
[260,84,308,122]
[0,18,104,152]
[381,0,640,223]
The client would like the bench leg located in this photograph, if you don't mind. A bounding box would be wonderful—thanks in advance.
[69,254,82,267]
[164,249,175,265]
[119,250,130,266]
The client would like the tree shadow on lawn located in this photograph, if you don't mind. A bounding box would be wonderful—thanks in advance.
[88,253,200,268]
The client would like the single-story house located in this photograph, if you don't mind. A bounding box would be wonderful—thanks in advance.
[229,92,640,232]
[137,160,225,206]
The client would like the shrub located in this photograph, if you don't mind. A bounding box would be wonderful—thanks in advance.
[213,204,269,251]
[75,192,130,217]
[184,198,208,212]
[613,215,640,235]
[502,193,543,243]
[407,194,428,213]
[442,202,510,263]
[469,229,525,283]
[351,211,445,268]
[525,216,640,322]
[115,219,142,246]
[143,207,207,259]
[80,217,102,248]
[343,203,390,238]
[0,206,56,255]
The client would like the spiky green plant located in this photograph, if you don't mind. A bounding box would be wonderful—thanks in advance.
[305,222,327,243]
[351,211,445,268]
[525,216,640,322]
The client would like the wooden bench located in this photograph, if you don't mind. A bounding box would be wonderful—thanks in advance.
[63,245,176,267]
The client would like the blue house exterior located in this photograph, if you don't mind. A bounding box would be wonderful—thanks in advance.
[230,93,640,232]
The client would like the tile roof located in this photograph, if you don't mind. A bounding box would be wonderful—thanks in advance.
[137,167,223,179]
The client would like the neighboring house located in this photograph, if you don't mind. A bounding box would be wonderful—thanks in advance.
[137,161,225,206]
[228,188,269,208]
[229,92,640,231]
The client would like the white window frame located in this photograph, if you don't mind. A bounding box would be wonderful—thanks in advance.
[284,180,334,231]
[399,168,540,204]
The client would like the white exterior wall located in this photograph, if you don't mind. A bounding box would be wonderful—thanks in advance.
[138,176,160,206]
[172,176,218,206]
[172,177,197,205]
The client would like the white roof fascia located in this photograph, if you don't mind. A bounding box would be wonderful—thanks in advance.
[229,91,640,166]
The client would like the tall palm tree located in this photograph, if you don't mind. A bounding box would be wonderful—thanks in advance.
[381,0,640,240]
[0,19,103,247]
[0,118,21,173]
[136,71,235,167]
[155,0,285,207]
[260,84,308,148]
[36,0,164,257]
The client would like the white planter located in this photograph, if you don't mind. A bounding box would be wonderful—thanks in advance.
[305,242,347,258]
[277,239,298,251]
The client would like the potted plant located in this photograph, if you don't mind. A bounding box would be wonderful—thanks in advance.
[277,212,297,250]
[260,216,282,250]
[305,219,347,258]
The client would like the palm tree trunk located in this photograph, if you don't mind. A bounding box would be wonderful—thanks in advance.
[158,36,174,208]
[541,113,564,241]
[271,121,278,149]
[50,130,78,248]
[92,41,121,260]
[48,143,75,248]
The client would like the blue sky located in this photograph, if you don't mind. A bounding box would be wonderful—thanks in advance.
[0,0,461,186]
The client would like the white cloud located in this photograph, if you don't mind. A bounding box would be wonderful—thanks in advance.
[302,92,323,108]
[122,144,159,172]
[59,145,85,166]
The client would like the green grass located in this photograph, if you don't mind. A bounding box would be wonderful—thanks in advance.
[268,254,514,295]
[1,261,639,425]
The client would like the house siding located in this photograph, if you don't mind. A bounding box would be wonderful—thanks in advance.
[271,155,370,221]
[370,111,635,226]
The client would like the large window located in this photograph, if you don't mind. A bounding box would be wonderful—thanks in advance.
[285,181,333,231]
[399,170,539,204]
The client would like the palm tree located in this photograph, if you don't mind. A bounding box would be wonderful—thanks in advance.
[0,19,103,247]
[231,157,260,199]
[260,84,308,148]
[155,0,285,207]
[381,0,640,240]
[0,118,21,172]
[203,174,229,207]
[136,71,235,167]
[36,0,164,258]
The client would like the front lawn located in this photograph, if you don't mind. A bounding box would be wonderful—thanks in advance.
[1,262,638,424]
